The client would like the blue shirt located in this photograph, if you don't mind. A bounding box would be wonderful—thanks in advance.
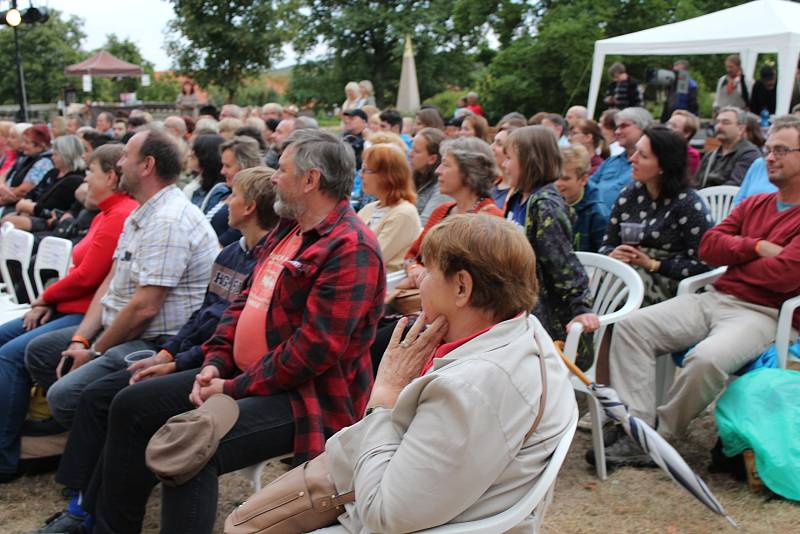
[571,181,610,252]
[589,151,632,213]
[504,191,529,227]
[491,185,511,210]
[733,158,776,206]
[401,133,413,151]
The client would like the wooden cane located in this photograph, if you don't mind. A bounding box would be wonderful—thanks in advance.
[553,340,592,386]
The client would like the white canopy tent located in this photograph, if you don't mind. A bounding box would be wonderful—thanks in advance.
[587,0,800,118]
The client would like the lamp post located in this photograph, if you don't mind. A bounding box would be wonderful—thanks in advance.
[2,1,49,121]
[7,3,28,122]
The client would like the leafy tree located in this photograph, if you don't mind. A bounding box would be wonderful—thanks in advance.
[165,0,297,101]
[289,0,483,110]
[197,68,288,107]
[481,0,751,121]
[0,9,85,105]
[139,73,181,103]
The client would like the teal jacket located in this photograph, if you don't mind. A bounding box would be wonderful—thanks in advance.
[571,181,610,253]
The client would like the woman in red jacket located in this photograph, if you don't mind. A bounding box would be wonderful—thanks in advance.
[0,143,138,482]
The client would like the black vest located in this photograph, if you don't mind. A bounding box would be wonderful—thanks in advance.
[6,150,51,188]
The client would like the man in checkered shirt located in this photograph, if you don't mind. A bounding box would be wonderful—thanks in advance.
[26,127,219,428]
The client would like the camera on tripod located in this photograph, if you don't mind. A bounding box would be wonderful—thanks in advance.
[646,68,691,94]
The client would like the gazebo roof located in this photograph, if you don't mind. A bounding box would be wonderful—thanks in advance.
[64,51,144,77]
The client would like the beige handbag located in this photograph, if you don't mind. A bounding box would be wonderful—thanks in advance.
[224,452,353,534]
[225,336,549,534]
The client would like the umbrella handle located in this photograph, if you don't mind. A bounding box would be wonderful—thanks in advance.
[554,341,593,386]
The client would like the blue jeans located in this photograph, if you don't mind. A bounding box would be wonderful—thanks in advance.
[0,313,83,474]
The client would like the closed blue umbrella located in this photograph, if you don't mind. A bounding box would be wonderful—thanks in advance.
[558,348,737,528]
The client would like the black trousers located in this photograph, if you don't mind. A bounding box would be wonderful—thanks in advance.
[79,369,294,534]
[55,369,131,490]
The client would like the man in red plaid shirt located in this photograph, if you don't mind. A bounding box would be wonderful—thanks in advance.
[87,129,386,534]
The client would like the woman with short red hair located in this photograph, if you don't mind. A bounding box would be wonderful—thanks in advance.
[0,124,54,208]
[358,143,421,272]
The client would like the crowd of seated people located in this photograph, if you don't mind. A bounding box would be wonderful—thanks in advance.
[0,67,798,534]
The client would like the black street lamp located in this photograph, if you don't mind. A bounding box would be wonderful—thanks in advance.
[1,1,49,121]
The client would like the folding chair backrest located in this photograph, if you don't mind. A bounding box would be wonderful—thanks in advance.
[0,224,35,304]
[698,185,739,224]
[34,236,73,295]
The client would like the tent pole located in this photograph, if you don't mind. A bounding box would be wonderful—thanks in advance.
[587,46,606,119]
[740,50,758,89]
[776,45,800,115]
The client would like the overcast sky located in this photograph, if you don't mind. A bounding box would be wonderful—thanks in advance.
[48,0,174,70]
[47,0,299,71]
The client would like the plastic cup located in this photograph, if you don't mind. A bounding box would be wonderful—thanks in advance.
[123,349,156,365]
[620,222,645,246]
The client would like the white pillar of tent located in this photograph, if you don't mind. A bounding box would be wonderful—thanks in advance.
[587,46,607,119]
[776,44,800,115]
[739,49,758,87]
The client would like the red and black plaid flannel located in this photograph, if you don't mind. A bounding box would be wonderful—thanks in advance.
[202,199,386,462]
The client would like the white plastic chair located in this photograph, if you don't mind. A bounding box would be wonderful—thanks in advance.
[562,252,645,480]
[33,236,73,295]
[237,453,293,491]
[0,223,35,305]
[678,265,800,367]
[0,221,15,299]
[698,186,739,224]
[419,408,578,534]
[311,408,579,534]
[657,267,800,403]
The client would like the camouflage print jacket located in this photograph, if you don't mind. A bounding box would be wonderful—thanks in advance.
[525,183,593,341]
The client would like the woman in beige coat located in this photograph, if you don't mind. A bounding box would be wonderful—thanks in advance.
[357,143,421,272]
[324,214,577,533]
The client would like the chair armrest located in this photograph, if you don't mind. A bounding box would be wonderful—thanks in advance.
[562,321,584,364]
[563,274,644,364]
[564,277,644,366]
[677,267,727,296]
[775,295,800,369]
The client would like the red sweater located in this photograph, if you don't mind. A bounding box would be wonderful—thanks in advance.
[0,149,16,176]
[404,198,504,264]
[699,192,800,329]
[42,192,139,314]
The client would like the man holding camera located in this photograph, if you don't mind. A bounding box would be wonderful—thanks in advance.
[660,60,699,123]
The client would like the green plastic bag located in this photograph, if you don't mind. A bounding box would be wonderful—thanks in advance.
[715,368,800,501]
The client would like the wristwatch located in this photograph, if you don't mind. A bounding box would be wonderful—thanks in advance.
[88,344,101,359]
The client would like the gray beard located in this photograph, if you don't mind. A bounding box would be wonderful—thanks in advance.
[274,197,302,220]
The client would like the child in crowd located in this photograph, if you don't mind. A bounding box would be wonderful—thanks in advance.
[555,144,609,252]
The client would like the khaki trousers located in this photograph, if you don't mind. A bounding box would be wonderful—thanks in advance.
[609,288,782,438]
